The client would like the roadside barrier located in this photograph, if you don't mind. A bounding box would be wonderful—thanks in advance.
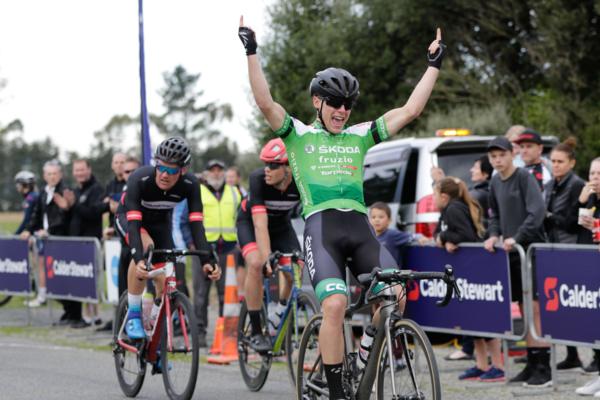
[207,253,240,365]
[403,243,529,342]
[0,235,102,303]
[0,235,30,297]
[526,243,600,391]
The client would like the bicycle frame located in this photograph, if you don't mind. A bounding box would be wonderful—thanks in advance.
[116,253,198,364]
[263,253,304,354]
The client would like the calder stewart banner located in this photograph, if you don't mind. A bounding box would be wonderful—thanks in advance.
[43,238,99,302]
[402,245,513,337]
[535,246,600,346]
[0,237,30,294]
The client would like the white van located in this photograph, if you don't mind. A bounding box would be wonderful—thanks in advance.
[363,130,557,236]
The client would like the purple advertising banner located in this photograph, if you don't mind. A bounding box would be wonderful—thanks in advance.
[43,238,98,301]
[403,246,513,336]
[535,247,600,345]
[0,238,30,294]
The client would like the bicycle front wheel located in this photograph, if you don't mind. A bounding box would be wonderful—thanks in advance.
[113,292,146,397]
[160,292,199,400]
[285,291,319,387]
[376,318,441,400]
[237,300,272,391]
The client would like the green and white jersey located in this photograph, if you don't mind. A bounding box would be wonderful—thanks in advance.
[273,114,390,218]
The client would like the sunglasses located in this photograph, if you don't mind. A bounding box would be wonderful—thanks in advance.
[324,96,355,110]
[156,164,181,175]
[265,162,284,170]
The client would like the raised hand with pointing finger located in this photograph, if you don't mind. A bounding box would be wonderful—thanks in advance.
[238,16,257,56]
[427,28,446,69]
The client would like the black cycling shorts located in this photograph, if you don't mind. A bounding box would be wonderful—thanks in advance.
[115,212,174,265]
[236,217,301,259]
[303,209,398,303]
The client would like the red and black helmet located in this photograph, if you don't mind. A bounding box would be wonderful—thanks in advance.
[260,138,288,164]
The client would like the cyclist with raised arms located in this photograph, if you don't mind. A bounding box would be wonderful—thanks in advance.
[238,16,444,400]
[237,138,301,352]
[115,137,221,339]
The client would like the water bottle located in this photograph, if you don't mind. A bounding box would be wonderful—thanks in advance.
[268,301,285,336]
[142,293,154,334]
[149,298,161,331]
[356,325,376,370]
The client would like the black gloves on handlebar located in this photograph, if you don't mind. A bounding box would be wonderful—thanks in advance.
[238,26,257,56]
[427,41,446,69]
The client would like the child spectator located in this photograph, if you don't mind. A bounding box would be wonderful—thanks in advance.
[433,176,505,382]
[368,202,422,266]
[483,136,550,387]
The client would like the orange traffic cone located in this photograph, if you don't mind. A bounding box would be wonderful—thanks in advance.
[207,254,239,365]
[209,316,224,355]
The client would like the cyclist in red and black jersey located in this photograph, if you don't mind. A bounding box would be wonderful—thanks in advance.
[237,138,301,352]
[115,137,221,339]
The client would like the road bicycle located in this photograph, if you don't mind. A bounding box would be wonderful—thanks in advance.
[297,265,462,400]
[238,250,320,391]
[113,247,208,400]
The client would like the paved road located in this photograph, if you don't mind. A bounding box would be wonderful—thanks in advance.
[0,303,596,399]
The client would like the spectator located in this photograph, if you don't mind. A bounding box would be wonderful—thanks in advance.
[102,152,127,238]
[14,171,39,235]
[226,166,248,198]
[483,136,550,387]
[541,138,586,370]
[433,177,505,382]
[469,155,493,221]
[573,157,600,383]
[64,159,106,328]
[504,125,526,168]
[368,201,421,265]
[20,160,71,320]
[184,159,242,347]
[98,156,140,332]
[513,129,552,191]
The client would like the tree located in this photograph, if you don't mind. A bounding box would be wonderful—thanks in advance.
[155,65,234,171]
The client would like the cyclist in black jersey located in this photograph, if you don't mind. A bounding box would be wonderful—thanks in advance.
[239,16,444,400]
[237,138,301,352]
[116,137,221,339]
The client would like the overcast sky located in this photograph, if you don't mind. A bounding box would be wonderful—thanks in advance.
[0,0,271,157]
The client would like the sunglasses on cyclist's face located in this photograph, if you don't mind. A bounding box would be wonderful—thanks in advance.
[156,164,181,176]
[265,162,284,170]
[324,96,355,110]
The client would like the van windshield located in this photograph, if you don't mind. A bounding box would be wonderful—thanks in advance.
[364,161,402,205]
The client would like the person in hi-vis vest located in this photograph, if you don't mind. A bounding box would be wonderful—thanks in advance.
[183,159,241,347]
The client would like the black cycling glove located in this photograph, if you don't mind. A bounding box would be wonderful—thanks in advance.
[238,26,257,56]
[427,41,447,69]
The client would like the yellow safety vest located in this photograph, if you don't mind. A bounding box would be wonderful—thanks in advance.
[200,184,241,242]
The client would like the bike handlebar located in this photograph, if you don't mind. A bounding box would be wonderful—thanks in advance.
[349,264,462,316]
[144,245,216,273]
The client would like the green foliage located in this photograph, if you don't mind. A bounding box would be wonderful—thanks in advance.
[421,102,512,137]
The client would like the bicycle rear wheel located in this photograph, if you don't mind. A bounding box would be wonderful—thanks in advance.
[237,300,272,391]
[376,318,441,400]
[113,292,146,397]
[285,291,319,387]
[160,292,199,400]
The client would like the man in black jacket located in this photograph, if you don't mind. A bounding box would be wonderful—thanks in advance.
[65,159,107,328]
[20,160,71,313]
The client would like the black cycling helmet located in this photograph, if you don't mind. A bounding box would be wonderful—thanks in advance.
[14,170,36,185]
[309,67,360,100]
[154,136,191,167]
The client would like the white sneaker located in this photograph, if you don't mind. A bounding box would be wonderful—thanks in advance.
[576,377,600,396]
[25,297,46,307]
